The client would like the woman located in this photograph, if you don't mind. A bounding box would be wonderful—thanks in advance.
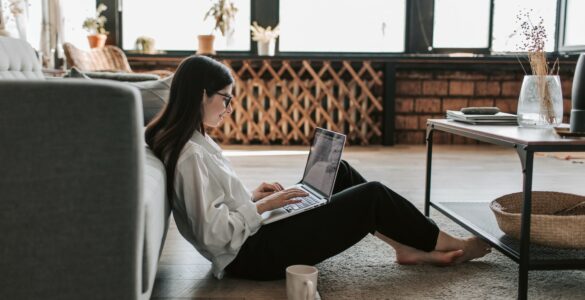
[145,56,491,281]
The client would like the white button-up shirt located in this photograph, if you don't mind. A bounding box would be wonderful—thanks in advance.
[172,130,262,279]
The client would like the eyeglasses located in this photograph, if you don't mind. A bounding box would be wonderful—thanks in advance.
[215,92,233,108]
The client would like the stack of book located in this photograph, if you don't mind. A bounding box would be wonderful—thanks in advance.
[446,110,518,125]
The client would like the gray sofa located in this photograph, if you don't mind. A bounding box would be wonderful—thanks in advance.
[0,37,170,299]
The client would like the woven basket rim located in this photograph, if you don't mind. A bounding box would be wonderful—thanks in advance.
[491,191,585,218]
[490,200,585,218]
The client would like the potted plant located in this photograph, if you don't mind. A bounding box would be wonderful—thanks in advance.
[197,0,238,55]
[514,9,562,128]
[0,2,10,37]
[135,36,156,54]
[82,3,108,48]
[251,21,280,56]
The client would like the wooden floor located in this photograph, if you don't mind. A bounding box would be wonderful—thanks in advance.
[150,145,585,300]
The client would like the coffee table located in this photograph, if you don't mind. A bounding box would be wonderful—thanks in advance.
[424,119,585,300]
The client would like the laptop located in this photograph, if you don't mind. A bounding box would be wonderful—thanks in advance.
[261,128,346,224]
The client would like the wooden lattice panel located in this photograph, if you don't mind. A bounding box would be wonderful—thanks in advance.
[209,59,384,145]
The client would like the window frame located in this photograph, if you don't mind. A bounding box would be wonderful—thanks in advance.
[98,0,581,58]
[276,0,408,54]
[557,0,585,53]
[429,0,493,54]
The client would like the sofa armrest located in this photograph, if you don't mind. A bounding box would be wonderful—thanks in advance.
[0,79,145,300]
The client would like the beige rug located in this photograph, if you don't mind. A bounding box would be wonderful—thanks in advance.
[316,213,585,300]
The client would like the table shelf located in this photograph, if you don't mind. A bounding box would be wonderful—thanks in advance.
[432,202,585,270]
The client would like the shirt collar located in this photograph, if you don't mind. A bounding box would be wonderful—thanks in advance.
[191,130,222,154]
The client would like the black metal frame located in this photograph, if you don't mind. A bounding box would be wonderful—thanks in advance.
[383,63,396,146]
[429,0,584,54]
[557,0,585,53]
[406,0,433,53]
[428,0,493,54]
[424,120,585,300]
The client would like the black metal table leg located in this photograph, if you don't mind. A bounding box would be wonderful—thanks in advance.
[424,124,434,217]
[423,120,585,299]
[516,146,534,300]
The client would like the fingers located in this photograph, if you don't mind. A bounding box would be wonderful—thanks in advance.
[257,191,274,199]
[260,182,280,192]
[260,182,285,192]
[282,188,309,198]
[274,182,284,191]
[259,188,309,211]
[283,199,303,206]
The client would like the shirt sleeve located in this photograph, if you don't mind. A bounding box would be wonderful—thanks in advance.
[174,150,262,253]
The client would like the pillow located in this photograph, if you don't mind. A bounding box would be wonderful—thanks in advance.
[65,67,172,125]
[64,67,92,79]
[128,76,172,125]
[83,71,160,82]
[64,67,160,82]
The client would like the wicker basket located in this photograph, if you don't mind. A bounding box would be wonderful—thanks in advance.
[490,192,585,248]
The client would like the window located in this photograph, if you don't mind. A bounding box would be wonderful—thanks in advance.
[432,0,491,49]
[279,0,406,53]
[8,0,95,51]
[563,0,585,47]
[122,0,250,51]
[491,0,557,52]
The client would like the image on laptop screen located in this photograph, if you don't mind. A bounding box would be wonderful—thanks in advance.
[301,129,346,197]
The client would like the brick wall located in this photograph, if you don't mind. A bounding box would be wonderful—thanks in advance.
[394,70,575,144]
[128,56,578,145]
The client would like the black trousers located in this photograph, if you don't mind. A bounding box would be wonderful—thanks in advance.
[225,160,440,280]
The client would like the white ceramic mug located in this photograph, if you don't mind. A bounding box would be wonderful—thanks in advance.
[286,265,318,300]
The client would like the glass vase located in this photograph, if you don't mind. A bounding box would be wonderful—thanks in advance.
[517,75,563,128]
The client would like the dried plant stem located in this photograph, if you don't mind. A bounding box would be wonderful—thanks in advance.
[529,52,555,123]
[550,57,560,75]
[515,54,528,75]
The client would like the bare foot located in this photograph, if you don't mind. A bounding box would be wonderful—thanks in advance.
[453,237,491,264]
[396,248,465,266]
[374,231,490,267]
[435,231,492,263]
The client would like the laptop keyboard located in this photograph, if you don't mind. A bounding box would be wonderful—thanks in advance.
[283,194,321,213]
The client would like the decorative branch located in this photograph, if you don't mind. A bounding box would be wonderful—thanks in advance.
[82,3,108,35]
[515,9,555,123]
[204,0,238,36]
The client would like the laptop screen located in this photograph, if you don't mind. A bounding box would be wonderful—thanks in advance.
[301,128,346,197]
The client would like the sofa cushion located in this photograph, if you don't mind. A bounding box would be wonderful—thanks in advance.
[65,67,160,81]
[66,67,172,125]
[128,76,172,125]
[142,147,170,294]
[65,67,92,79]
[0,37,44,80]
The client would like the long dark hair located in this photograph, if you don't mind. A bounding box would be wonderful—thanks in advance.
[145,55,234,199]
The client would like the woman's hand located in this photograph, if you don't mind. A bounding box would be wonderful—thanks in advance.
[251,182,285,202]
[255,188,309,214]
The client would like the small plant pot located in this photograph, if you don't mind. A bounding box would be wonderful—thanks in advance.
[87,34,107,48]
[257,40,276,56]
[197,35,216,55]
[135,37,157,54]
